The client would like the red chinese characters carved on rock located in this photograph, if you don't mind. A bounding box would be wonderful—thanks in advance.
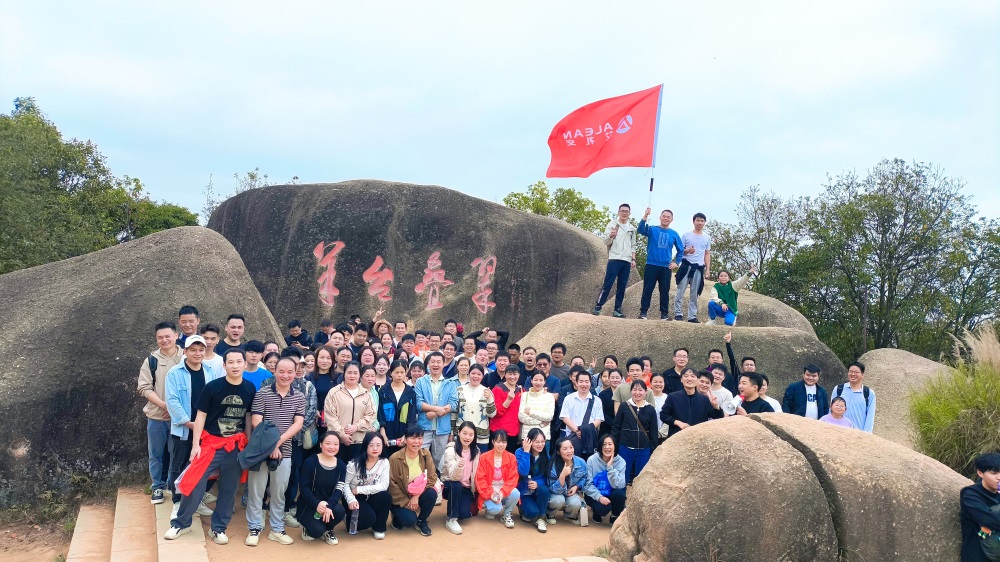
[414,251,453,310]
[470,255,497,314]
[362,255,394,302]
[313,241,347,307]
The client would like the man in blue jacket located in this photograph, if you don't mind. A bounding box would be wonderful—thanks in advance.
[636,207,684,320]
[781,364,829,420]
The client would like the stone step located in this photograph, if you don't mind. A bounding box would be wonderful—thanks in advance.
[109,488,158,562]
[155,496,210,562]
[67,504,114,561]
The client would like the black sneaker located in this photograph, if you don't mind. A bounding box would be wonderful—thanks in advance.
[661,315,671,320]
[151,489,164,505]
[674,315,683,321]
[688,318,699,323]
[417,521,432,536]
[637,314,647,320]
[390,518,404,531]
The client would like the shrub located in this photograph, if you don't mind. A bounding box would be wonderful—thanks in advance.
[910,323,1000,476]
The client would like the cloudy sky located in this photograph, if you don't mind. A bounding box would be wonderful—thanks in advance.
[2,1,997,223]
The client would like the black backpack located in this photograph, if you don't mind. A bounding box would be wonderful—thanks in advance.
[833,383,870,413]
[147,355,158,384]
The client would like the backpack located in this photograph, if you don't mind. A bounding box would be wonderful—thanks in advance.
[833,383,870,413]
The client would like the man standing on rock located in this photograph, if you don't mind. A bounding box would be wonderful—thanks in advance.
[593,203,637,318]
[165,347,256,545]
[832,362,876,432]
[636,208,683,320]
[673,212,712,322]
[215,314,245,356]
[138,321,184,505]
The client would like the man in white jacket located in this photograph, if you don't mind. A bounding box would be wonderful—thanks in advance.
[592,203,637,318]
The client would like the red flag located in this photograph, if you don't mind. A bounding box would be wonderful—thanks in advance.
[545,85,662,179]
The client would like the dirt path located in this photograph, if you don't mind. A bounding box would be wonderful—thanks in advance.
[1,520,73,562]
[204,500,611,562]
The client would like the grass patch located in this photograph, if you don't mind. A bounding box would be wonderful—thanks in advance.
[910,323,1000,476]
[592,544,611,558]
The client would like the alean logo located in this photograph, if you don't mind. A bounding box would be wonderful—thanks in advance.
[561,114,634,146]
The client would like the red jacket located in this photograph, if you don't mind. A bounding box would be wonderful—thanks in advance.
[474,450,519,510]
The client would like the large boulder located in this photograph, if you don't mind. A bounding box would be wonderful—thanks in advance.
[610,416,839,562]
[0,226,281,508]
[207,181,608,339]
[610,414,969,562]
[518,312,844,399]
[600,282,816,336]
[857,348,953,448]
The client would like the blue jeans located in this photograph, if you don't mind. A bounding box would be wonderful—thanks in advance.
[596,259,631,311]
[445,481,474,520]
[619,446,651,484]
[484,488,520,517]
[519,481,550,520]
[146,419,170,491]
[708,301,737,325]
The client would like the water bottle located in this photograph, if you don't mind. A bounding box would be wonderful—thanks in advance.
[313,510,321,520]
[349,508,360,534]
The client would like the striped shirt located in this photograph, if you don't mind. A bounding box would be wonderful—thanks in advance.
[250,383,305,458]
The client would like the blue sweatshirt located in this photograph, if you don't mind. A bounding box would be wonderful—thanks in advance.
[637,220,683,268]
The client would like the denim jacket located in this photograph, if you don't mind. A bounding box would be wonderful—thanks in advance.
[415,375,459,435]
[165,360,222,439]
[548,456,588,495]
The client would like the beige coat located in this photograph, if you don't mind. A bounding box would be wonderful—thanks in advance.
[137,346,183,421]
[324,383,376,443]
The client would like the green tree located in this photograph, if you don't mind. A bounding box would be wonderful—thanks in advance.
[0,97,196,274]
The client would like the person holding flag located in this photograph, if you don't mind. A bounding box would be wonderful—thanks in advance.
[593,204,637,317]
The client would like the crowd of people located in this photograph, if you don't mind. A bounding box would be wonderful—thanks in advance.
[137,300,877,548]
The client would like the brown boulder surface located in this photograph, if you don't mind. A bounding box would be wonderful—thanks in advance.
[0,226,281,508]
[207,181,608,339]
[610,416,839,562]
[856,348,952,448]
[518,312,844,399]
[610,414,969,562]
[599,282,816,336]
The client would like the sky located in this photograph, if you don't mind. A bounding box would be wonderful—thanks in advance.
[2,1,997,223]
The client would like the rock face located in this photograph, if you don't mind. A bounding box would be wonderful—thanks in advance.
[600,282,816,335]
[0,226,281,508]
[518,312,844,399]
[207,181,608,338]
[609,414,969,562]
[857,348,952,448]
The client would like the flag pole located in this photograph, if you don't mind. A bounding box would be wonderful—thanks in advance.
[648,84,663,211]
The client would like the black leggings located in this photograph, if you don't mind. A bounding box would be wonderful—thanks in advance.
[297,501,346,538]
[347,491,392,533]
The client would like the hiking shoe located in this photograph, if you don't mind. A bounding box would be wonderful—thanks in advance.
[245,528,261,546]
[202,491,217,504]
[638,314,647,320]
[501,514,515,528]
[211,531,229,545]
[688,318,699,323]
[591,307,601,315]
[445,517,463,535]
[268,530,293,545]
[373,530,386,540]
[705,319,716,325]
[612,310,625,318]
[674,315,683,321]
[300,527,314,541]
[283,512,300,528]
[151,489,164,504]
[418,521,432,536]
[323,530,338,545]
[195,502,213,516]
[164,526,190,540]
[535,518,547,533]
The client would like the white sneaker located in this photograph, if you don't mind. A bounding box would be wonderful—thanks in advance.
[300,527,314,541]
[372,530,386,540]
[202,491,217,504]
[245,529,261,546]
[501,514,515,529]
[545,514,557,525]
[323,531,338,545]
[705,319,717,325]
[268,531,294,545]
[485,512,496,520]
[164,526,190,540]
[535,519,547,533]
[196,502,213,516]
[170,502,180,520]
[445,518,463,535]
[435,492,442,506]
[212,531,229,545]
[283,512,301,528]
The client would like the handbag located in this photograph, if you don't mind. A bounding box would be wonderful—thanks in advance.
[592,470,612,497]
[302,424,317,449]
[408,469,428,495]
[568,397,595,455]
